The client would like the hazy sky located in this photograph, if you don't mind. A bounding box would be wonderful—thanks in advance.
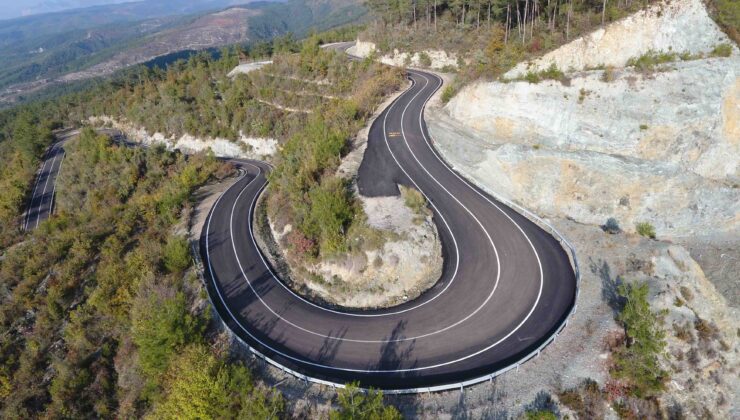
[0,0,133,20]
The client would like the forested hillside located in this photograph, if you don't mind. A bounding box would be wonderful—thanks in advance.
[0,0,367,106]
[0,127,257,417]
[0,29,405,417]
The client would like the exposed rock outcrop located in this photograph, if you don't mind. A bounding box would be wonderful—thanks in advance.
[89,116,278,159]
[505,0,736,77]
[417,0,738,414]
[348,40,460,70]
[429,5,739,239]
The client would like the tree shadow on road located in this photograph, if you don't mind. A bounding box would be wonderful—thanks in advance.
[369,320,417,372]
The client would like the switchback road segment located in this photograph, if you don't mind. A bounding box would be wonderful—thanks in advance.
[199,67,578,391]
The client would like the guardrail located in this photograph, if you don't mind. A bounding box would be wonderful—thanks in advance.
[190,163,580,395]
[189,62,580,395]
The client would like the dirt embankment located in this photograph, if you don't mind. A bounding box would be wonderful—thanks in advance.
[254,82,444,309]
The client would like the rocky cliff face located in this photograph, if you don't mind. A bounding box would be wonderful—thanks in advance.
[89,116,278,159]
[505,0,736,77]
[348,40,460,70]
[431,1,738,239]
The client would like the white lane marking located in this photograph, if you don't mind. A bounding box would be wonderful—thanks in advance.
[208,164,544,372]
[383,73,505,339]
[35,144,62,228]
[227,80,499,341]
[208,79,546,371]
[408,69,544,352]
[24,145,53,230]
[48,152,65,217]
[220,81,462,318]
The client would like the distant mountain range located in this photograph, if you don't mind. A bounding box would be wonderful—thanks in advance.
[0,0,365,105]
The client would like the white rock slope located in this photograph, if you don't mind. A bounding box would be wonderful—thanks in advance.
[429,1,739,239]
[505,0,736,77]
[348,40,460,70]
[90,116,278,159]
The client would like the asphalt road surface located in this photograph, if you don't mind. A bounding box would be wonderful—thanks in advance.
[200,67,577,389]
[23,138,66,230]
[23,129,128,231]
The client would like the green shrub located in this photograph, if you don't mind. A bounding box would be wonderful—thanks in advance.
[330,382,401,420]
[639,124,649,130]
[524,71,541,83]
[152,344,284,419]
[627,50,677,71]
[163,235,192,273]
[131,288,206,385]
[525,409,558,420]
[707,0,740,44]
[635,222,656,239]
[441,84,455,103]
[540,63,564,81]
[710,43,733,57]
[520,64,565,84]
[400,185,429,224]
[401,186,426,213]
[612,281,668,398]
[417,51,432,68]
[304,177,355,255]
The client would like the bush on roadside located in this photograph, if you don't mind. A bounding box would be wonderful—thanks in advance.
[330,382,401,420]
[401,185,428,214]
[162,235,192,273]
[441,85,456,104]
[418,51,432,68]
[635,222,656,239]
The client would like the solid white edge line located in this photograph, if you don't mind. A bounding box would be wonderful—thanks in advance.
[48,152,65,218]
[202,44,577,392]
[24,144,53,230]
[35,144,62,228]
[231,81,462,319]
[407,69,545,354]
[229,81,470,342]
[210,75,547,373]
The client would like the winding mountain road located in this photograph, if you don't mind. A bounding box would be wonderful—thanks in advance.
[200,67,577,390]
[23,44,577,390]
[23,137,66,231]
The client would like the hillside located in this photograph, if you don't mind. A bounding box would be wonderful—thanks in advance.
[0,34,406,418]
[419,0,738,416]
[0,0,366,106]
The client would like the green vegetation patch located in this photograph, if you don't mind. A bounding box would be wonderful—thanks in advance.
[330,382,402,420]
[400,185,430,224]
[611,281,668,398]
[267,37,404,261]
[635,221,656,239]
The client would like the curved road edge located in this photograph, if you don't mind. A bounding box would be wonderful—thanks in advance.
[192,68,580,394]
